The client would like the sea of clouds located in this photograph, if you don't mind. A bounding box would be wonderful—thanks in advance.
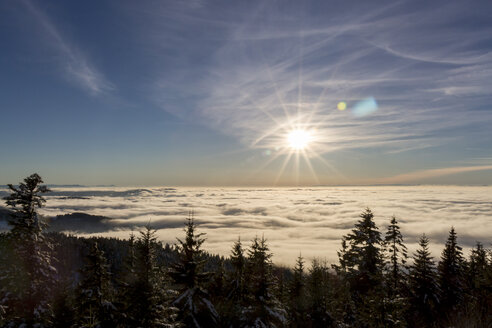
[1,186,491,266]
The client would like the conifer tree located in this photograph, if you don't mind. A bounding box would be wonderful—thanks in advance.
[342,208,384,294]
[332,238,349,275]
[466,242,490,322]
[126,231,137,277]
[288,255,308,327]
[384,216,408,296]
[126,226,178,327]
[229,237,246,300]
[307,259,333,327]
[223,237,247,327]
[408,234,439,327]
[118,231,138,318]
[116,232,137,326]
[438,227,466,318]
[170,215,218,327]
[242,236,286,327]
[468,242,487,288]
[76,242,116,328]
[1,173,56,326]
[382,216,408,327]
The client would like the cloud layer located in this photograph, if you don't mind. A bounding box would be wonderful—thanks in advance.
[2,185,491,265]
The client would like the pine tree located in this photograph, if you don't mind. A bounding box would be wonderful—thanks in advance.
[332,238,349,275]
[384,216,408,296]
[118,231,138,319]
[242,236,286,327]
[170,215,218,327]
[438,227,466,319]
[229,237,246,300]
[288,255,308,327]
[465,242,490,323]
[382,216,408,328]
[76,242,116,328]
[468,242,487,289]
[408,234,439,327]
[0,173,56,326]
[223,237,247,327]
[307,259,333,327]
[342,208,384,294]
[208,258,228,326]
[125,225,179,327]
[126,231,137,278]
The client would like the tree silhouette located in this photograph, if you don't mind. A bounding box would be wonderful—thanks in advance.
[307,258,334,327]
[342,208,384,294]
[288,254,308,327]
[438,227,466,320]
[1,173,56,326]
[126,226,179,327]
[218,237,247,326]
[76,242,115,328]
[408,234,439,327]
[170,214,218,327]
[466,241,491,323]
[383,216,408,296]
[382,216,408,327]
[243,235,286,327]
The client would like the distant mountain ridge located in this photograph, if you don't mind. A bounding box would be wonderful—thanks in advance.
[0,207,116,234]
[0,184,118,188]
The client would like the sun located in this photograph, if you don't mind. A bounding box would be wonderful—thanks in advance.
[287,129,312,150]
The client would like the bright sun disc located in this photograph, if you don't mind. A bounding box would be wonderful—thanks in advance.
[287,129,311,150]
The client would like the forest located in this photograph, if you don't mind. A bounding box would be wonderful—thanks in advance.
[1,174,491,328]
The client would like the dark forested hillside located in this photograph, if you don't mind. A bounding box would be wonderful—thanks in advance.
[1,175,492,327]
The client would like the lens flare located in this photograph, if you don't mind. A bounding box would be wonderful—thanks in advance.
[337,101,347,111]
[351,97,378,117]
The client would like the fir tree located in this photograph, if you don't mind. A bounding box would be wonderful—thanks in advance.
[275,267,289,308]
[127,226,179,327]
[76,242,116,328]
[468,242,487,289]
[118,231,138,319]
[332,238,349,275]
[465,241,490,323]
[384,216,408,296]
[223,237,247,327]
[229,237,246,300]
[438,227,466,318]
[342,208,384,294]
[307,259,333,327]
[1,173,56,326]
[288,255,308,327]
[288,255,307,327]
[382,216,408,328]
[408,234,439,327]
[170,215,218,327]
[242,235,286,327]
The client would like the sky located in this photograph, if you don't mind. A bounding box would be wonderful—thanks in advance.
[1,0,492,186]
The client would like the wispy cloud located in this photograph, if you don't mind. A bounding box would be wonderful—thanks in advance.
[21,0,113,95]
[142,0,492,157]
[376,165,492,184]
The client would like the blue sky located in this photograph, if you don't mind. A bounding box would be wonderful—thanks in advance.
[1,0,491,186]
